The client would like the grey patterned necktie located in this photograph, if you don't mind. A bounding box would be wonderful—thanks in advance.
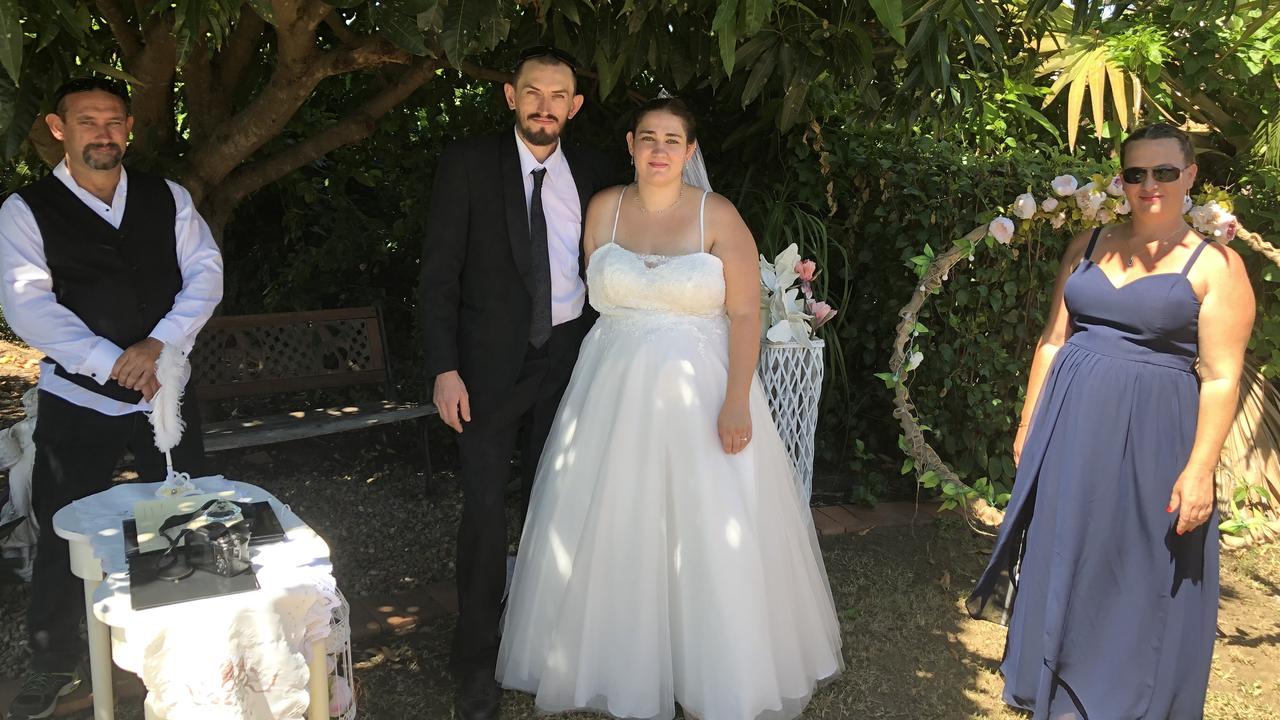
[528,168,552,347]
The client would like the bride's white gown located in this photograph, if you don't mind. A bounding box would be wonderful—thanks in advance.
[496,190,844,720]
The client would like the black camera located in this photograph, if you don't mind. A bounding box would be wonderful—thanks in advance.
[155,499,254,580]
[185,521,252,577]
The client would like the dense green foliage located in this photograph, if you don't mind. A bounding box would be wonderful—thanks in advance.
[0,1,1277,504]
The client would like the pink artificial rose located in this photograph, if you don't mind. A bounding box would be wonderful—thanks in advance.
[808,300,837,328]
[795,259,818,282]
[801,280,814,299]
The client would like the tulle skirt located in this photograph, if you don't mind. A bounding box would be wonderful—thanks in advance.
[497,311,844,720]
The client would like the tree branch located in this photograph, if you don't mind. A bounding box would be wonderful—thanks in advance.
[458,61,511,84]
[207,58,438,219]
[318,36,414,77]
[182,37,219,139]
[125,15,178,154]
[323,10,358,45]
[94,0,142,63]
[217,4,268,95]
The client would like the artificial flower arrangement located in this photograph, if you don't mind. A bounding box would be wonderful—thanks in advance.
[759,243,837,346]
[985,173,1239,245]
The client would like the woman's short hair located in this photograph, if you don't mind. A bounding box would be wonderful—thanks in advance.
[631,97,697,144]
[1121,123,1194,166]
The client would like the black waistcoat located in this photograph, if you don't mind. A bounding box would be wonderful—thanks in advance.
[15,170,181,403]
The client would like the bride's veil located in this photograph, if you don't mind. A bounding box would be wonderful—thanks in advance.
[653,89,712,192]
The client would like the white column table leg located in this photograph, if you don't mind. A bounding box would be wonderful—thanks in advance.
[68,538,113,720]
[307,640,329,720]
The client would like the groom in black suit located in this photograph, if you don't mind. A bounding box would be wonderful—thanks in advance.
[418,46,613,719]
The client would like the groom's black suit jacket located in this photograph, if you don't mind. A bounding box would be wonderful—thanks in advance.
[419,130,614,415]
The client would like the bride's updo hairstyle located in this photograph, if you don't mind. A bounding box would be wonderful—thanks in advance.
[631,97,697,144]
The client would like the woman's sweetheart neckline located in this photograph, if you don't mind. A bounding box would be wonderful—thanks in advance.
[596,242,725,269]
[1080,261,1200,302]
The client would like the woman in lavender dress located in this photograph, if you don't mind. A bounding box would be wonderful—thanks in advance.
[969,124,1256,719]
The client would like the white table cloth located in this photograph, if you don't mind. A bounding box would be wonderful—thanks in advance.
[58,476,339,720]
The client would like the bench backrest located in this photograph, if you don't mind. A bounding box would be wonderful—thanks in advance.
[191,307,394,401]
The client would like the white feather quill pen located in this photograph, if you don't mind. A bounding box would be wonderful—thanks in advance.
[149,344,198,496]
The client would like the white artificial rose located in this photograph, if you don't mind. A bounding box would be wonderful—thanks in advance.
[1013,193,1037,220]
[1051,174,1079,196]
[1096,208,1115,225]
[989,216,1015,245]
[1051,212,1067,229]
[1182,195,1194,214]
[1115,199,1131,215]
[1106,175,1125,197]
[1041,197,1059,212]
[905,351,924,372]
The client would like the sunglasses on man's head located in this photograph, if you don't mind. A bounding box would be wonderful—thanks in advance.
[1121,165,1185,184]
[516,45,578,73]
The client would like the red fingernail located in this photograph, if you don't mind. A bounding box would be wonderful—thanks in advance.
[1166,505,1173,513]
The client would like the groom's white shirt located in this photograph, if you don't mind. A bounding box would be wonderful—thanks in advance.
[514,126,585,326]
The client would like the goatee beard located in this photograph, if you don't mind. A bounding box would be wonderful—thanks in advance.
[519,118,561,147]
[82,144,123,170]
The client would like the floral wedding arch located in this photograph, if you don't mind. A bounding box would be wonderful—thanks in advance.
[888,173,1280,546]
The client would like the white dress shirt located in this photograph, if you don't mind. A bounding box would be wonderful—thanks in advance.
[513,126,586,326]
[0,160,224,415]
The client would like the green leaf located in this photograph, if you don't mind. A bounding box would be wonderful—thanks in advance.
[247,0,275,24]
[593,46,624,99]
[900,457,914,475]
[712,0,738,75]
[873,371,898,389]
[778,75,810,130]
[379,5,430,56]
[869,0,905,47]
[0,74,14,137]
[919,470,940,488]
[440,0,483,62]
[741,0,772,35]
[740,44,776,106]
[0,0,22,85]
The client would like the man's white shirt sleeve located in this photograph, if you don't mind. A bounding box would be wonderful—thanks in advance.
[152,180,223,354]
[0,194,123,384]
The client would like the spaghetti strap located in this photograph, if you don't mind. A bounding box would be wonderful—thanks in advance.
[1180,238,1211,276]
[699,190,709,252]
[610,186,625,245]
[1084,226,1103,263]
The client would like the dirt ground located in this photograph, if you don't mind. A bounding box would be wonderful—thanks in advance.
[0,338,1276,719]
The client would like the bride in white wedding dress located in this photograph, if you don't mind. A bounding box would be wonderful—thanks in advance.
[496,98,844,720]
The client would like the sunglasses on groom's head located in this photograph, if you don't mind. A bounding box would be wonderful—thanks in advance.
[515,45,579,74]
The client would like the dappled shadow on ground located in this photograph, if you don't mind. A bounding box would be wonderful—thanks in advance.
[1,359,1278,718]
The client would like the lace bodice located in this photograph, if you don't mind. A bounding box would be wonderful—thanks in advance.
[587,243,726,317]
[587,186,726,318]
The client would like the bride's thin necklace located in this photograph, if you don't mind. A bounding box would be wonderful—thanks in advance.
[633,183,684,214]
[1124,223,1189,267]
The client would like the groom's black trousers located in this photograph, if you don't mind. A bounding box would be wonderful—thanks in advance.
[452,313,592,674]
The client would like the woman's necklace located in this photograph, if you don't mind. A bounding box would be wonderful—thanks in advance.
[633,183,684,214]
[1124,223,1190,267]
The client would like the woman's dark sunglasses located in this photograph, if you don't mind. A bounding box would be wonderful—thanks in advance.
[1121,165,1185,184]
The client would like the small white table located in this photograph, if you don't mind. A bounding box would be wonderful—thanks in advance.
[52,479,333,720]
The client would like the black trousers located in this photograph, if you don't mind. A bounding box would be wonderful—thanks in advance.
[452,315,590,675]
[27,389,205,673]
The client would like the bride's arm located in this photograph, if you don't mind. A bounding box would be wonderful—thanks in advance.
[583,186,625,267]
[707,194,762,455]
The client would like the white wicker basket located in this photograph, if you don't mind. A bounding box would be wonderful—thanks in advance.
[327,589,357,720]
[757,340,825,503]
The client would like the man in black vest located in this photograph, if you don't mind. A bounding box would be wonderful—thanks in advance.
[0,78,222,720]
[419,47,614,719]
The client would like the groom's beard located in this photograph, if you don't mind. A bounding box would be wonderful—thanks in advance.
[518,113,564,147]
